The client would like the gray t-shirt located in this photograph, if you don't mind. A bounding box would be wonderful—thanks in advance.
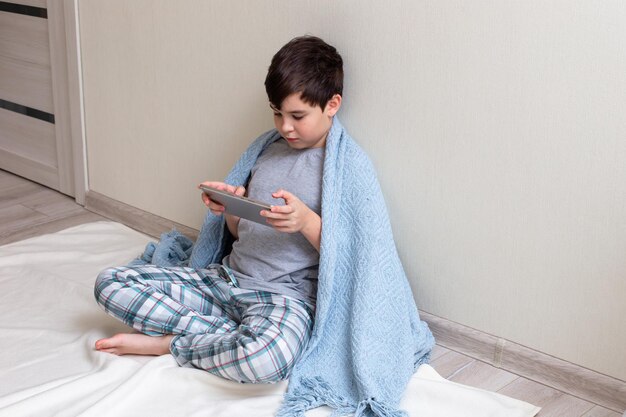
[222,139,324,303]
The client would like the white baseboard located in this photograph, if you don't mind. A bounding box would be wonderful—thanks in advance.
[420,311,625,412]
[85,190,198,240]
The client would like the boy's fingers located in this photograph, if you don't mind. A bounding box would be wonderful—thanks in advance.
[203,195,221,210]
[199,181,239,194]
[267,220,297,232]
[273,189,296,203]
[269,205,294,214]
[261,210,277,219]
[262,209,290,219]
[200,181,223,189]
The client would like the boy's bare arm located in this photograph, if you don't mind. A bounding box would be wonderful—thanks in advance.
[298,210,321,252]
[224,213,241,239]
[261,189,321,252]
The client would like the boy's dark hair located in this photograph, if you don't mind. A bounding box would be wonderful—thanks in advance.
[265,35,343,110]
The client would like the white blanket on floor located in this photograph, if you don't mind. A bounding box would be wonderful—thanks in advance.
[0,222,540,417]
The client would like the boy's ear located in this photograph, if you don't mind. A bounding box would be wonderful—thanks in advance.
[325,94,342,117]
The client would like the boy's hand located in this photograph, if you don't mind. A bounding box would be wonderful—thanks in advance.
[262,189,316,233]
[262,189,322,252]
[198,181,246,217]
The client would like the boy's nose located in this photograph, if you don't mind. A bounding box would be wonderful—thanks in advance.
[281,120,294,133]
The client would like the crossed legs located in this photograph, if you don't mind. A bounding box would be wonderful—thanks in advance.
[94,265,313,383]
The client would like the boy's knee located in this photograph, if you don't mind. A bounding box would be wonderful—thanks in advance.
[243,337,299,383]
[244,364,292,384]
[94,267,122,304]
[185,335,298,384]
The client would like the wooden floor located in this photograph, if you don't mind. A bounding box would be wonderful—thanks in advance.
[0,168,622,417]
[0,169,106,245]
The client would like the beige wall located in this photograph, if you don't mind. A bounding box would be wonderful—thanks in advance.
[79,0,626,381]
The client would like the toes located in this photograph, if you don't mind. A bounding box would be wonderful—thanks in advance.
[100,348,121,355]
[95,335,120,350]
[95,338,123,355]
[95,339,106,350]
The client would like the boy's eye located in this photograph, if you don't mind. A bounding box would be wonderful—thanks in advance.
[273,112,281,117]
[293,115,303,120]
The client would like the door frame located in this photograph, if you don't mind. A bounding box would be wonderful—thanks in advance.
[48,0,87,205]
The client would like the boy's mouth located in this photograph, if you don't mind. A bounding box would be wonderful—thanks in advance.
[285,137,298,142]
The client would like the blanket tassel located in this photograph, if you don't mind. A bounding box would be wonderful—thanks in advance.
[276,377,353,417]
[354,398,408,417]
[129,229,193,267]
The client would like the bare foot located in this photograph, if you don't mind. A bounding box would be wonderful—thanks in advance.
[95,333,174,356]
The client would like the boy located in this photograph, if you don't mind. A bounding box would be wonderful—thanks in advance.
[94,35,342,383]
[95,35,434,415]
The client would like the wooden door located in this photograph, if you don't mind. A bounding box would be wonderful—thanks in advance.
[0,0,77,197]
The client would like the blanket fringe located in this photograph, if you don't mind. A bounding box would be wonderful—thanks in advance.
[276,377,353,417]
[129,229,193,267]
[276,378,405,417]
[354,398,408,417]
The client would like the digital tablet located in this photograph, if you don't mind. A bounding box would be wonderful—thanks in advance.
[200,185,272,226]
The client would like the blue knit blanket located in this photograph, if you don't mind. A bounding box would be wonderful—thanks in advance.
[140,117,434,416]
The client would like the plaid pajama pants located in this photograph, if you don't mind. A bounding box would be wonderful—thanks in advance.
[94,264,314,383]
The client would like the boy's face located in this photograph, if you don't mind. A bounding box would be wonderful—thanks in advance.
[270,93,341,150]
